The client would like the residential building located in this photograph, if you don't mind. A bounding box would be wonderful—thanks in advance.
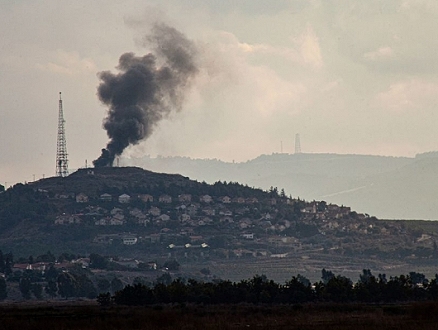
[199,195,213,203]
[178,194,192,202]
[159,194,172,204]
[100,193,112,202]
[138,194,154,202]
[118,194,131,203]
[75,193,88,203]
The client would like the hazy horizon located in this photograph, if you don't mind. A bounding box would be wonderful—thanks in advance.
[5,149,436,186]
[4,148,438,187]
[2,1,438,185]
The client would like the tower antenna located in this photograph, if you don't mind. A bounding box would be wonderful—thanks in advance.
[56,92,69,177]
[295,133,301,154]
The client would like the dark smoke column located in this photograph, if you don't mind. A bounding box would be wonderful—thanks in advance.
[93,23,198,167]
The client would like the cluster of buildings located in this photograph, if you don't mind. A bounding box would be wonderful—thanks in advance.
[52,190,393,254]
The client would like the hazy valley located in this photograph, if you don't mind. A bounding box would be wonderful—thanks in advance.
[123,151,438,220]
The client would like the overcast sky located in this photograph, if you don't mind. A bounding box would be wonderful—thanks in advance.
[2,0,438,185]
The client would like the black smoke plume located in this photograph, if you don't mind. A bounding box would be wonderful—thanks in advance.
[93,23,198,167]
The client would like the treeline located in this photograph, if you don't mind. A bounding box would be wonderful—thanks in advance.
[102,270,438,306]
[0,251,125,301]
[0,183,54,230]
[99,180,278,201]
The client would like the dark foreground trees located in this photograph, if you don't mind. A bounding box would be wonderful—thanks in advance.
[104,270,438,307]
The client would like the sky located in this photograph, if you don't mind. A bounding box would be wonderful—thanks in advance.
[2,0,438,185]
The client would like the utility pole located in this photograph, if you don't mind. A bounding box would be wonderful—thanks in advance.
[56,92,69,177]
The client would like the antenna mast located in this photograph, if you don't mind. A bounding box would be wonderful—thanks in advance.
[56,92,69,177]
[294,133,301,154]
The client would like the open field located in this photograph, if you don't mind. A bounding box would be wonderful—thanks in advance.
[183,253,438,283]
[0,302,438,330]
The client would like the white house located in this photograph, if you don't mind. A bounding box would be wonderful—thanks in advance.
[242,233,254,240]
[95,218,108,226]
[199,195,213,203]
[110,208,123,215]
[109,218,124,225]
[159,214,170,221]
[159,195,172,203]
[149,207,161,216]
[118,194,131,203]
[178,194,192,202]
[180,214,191,222]
[219,196,231,203]
[100,193,112,202]
[122,237,138,245]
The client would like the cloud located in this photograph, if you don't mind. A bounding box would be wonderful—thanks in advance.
[36,49,97,76]
[375,79,438,112]
[293,25,323,69]
[400,0,438,11]
[212,24,323,71]
[197,31,309,116]
[364,46,394,61]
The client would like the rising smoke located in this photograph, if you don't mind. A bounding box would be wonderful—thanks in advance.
[93,23,198,167]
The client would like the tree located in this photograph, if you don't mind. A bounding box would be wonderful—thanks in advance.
[163,260,180,271]
[89,253,108,269]
[19,276,32,299]
[97,292,112,306]
[73,273,97,299]
[57,273,78,299]
[283,276,313,303]
[156,273,172,285]
[4,253,13,276]
[200,268,211,276]
[132,276,150,286]
[207,236,227,249]
[31,283,43,300]
[0,250,5,274]
[355,269,381,302]
[58,253,76,263]
[321,268,335,284]
[97,278,111,293]
[0,277,7,300]
[36,251,56,263]
[45,280,58,298]
[359,269,374,284]
[323,275,354,302]
[296,274,311,287]
[111,277,124,294]
[409,272,428,286]
[113,284,154,306]
[45,264,59,282]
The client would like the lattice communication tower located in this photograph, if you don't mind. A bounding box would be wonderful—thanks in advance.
[295,133,301,154]
[56,92,69,177]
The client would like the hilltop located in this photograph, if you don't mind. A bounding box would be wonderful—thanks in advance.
[0,166,437,281]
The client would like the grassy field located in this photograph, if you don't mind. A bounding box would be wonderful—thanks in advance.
[185,253,438,284]
[0,302,438,330]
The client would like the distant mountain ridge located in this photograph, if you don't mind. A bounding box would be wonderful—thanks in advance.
[123,152,438,220]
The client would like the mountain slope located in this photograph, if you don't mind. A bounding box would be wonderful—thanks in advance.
[123,152,437,219]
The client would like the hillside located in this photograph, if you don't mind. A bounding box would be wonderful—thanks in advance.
[1,166,438,282]
[123,152,438,219]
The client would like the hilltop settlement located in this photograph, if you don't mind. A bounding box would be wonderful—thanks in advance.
[0,167,436,284]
